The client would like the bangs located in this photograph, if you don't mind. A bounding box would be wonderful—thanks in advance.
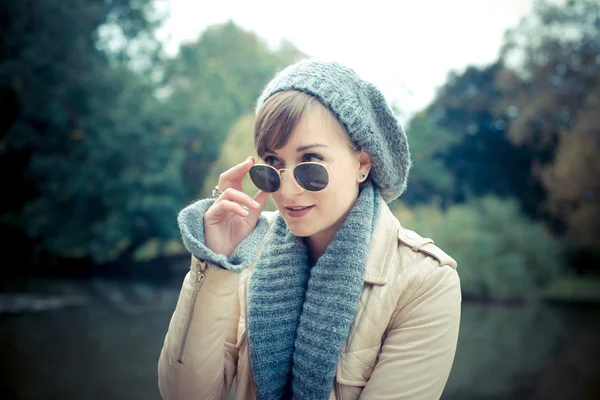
[254,91,317,158]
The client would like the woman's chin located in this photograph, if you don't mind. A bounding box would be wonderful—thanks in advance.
[285,222,313,238]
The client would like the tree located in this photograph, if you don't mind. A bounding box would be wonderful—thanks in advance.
[0,0,164,267]
[0,10,305,269]
[393,196,563,296]
[496,0,600,256]
[402,112,459,207]
[160,21,305,198]
[427,64,545,218]
[539,85,600,251]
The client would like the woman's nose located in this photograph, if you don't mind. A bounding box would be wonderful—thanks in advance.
[279,169,304,197]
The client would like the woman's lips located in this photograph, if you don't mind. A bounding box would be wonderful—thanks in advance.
[285,205,314,218]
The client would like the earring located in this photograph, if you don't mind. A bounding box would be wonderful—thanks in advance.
[360,173,366,180]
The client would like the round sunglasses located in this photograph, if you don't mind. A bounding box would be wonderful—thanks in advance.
[249,146,359,193]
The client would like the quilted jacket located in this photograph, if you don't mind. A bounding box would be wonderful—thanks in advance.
[158,197,461,399]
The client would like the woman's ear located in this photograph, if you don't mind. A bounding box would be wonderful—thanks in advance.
[357,149,371,182]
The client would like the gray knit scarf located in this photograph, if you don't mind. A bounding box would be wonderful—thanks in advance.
[248,183,380,400]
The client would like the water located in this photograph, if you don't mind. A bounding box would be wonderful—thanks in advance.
[1,286,598,400]
[444,302,600,399]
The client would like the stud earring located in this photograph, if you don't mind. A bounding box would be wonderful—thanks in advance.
[360,173,366,180]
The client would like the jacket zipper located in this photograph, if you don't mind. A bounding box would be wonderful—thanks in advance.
[177,266,208,364]
[244,275,257,400]
[335,381,343,400]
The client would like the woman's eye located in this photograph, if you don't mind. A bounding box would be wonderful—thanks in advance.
[303,153,323,163]
[264,156,281,166]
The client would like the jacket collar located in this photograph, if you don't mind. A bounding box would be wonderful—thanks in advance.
[363,197,399,285]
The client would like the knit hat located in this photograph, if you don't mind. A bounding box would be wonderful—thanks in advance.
[256,59,412,203]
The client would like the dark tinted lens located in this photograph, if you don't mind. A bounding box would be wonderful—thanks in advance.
[294,163,329,191]
[249,165,280,192]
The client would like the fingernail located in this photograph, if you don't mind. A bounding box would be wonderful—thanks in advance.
[252,200,260,208]
[247,156,255,163]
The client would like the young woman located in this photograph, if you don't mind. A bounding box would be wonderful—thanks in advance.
[158,59,461,400]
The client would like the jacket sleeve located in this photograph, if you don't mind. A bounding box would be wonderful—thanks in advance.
[158,197,271,399]
[158,256,241,400]
[360,261,462,400]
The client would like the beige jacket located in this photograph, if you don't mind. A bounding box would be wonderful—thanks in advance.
[158,198,461,400]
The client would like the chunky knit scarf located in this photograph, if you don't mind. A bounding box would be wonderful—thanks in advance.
[177,184,381,399]
[248,184,380,399]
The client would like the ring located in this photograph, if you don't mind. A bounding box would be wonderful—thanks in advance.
[211,185,223,198]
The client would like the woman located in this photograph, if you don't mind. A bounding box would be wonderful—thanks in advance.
[158,59,461,400]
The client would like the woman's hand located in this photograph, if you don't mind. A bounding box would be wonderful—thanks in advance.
[204,156,269,259]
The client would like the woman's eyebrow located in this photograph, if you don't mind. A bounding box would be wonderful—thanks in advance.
[264,143,328,155]
[296,143,328,152]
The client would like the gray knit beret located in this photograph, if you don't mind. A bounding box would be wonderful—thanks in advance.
[255,59,411,203]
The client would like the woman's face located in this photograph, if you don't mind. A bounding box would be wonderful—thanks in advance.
[262,103,370,242]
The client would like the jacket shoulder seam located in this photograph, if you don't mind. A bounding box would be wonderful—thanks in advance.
[397,228,457,269]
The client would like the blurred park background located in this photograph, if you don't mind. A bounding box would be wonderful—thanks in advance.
[1,0,599,399]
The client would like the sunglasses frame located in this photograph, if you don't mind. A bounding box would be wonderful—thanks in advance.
[250,146,360,193]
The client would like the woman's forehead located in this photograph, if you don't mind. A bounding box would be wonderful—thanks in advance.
[288,106,348,147]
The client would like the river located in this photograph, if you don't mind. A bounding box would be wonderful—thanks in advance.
[1,281,598,399]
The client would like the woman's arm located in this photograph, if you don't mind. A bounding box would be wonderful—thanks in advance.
[158,256,241,400]
[361,262,461,400]
[158,196,273,400]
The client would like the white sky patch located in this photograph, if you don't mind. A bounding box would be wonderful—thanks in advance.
[155,0,534,119]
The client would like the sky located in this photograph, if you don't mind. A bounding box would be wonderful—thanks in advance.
[155,0,535,119]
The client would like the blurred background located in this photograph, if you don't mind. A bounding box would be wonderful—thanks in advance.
[1,0,599,399]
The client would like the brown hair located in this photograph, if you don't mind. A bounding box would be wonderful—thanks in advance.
[254,91,351,158]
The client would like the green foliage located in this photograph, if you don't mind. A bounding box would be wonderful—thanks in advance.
[424,0,600,260]
[498,0,599,150]
[0,4,303,267]
[403,113,459,206]
[497,0,600,252]
[0,0,167,265]
[164,21,302,117]
[426,63,546,219]
[542,277,600,304]
[18,68,187,263]
[5,0,594,277]
[159,21,305,199]
[392,196,564,296]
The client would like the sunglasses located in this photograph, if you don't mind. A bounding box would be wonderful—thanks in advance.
[249,146,359,193]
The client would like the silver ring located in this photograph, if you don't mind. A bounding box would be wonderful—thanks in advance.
[211,185,223,198]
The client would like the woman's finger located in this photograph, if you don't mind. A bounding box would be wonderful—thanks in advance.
[245,190,269,224]
[210,199,249,219]
[218,156,255,189]
[214,188,261,211]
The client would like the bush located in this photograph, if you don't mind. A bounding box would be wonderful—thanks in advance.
[391,196,564,297]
